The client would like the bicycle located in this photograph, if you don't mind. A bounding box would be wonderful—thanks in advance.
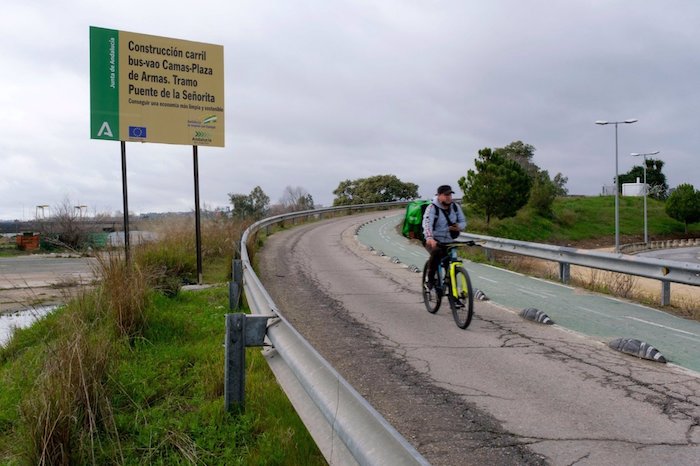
[422,242,475,329]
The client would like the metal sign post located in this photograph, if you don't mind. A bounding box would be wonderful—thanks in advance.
[121,141,130,264]
[193,145,203,285]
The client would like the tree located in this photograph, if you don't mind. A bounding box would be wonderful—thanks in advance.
[459,148,532,224]
[552,173,569,197]
[228,186,270,220]
[494,140,538,178]
[496,141,568,213]
[280,186,315,212]
[619,158,668,200]
[37,197,91,250]
[528,170,559,217]
[665,183,700,233]
[332,175,419,206]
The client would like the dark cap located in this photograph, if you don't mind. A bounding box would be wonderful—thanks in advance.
[437,185,454,195]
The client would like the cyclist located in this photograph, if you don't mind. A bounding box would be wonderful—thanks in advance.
[422,184,467,289]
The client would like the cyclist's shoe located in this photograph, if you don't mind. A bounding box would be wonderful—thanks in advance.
[452,300,465,308]
[425,278,436,290]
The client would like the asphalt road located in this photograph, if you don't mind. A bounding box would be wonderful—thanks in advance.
[257,210,699,465]
[0,254,95,313]
[358,213,700,373]
[638,246,700,264]
[0,255,95,287]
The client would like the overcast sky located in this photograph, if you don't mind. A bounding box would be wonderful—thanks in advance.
[2,1,699,220]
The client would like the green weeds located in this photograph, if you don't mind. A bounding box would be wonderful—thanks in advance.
[0,216,323,465]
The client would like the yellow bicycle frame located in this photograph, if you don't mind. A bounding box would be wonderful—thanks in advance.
[449,260,467,299]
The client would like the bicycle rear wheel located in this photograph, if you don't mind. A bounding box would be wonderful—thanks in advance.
[422,261,442,314]
[448,266,474,329]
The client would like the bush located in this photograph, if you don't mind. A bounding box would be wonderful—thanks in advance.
[134,243,196,297]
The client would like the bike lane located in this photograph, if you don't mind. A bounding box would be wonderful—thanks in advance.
[357,212,700,373]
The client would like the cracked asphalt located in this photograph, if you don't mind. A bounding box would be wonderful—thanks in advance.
[256,212,700,465]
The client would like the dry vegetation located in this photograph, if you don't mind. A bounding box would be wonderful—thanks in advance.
[484,251,700,320]
[1,214,323,465]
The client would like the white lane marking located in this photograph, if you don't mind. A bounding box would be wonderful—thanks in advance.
[625,316,700,339]
[473,261,576,290]
[577,306,624,321]
[478,276,498,283]
[675,333,700,343]
[516,287,550,299]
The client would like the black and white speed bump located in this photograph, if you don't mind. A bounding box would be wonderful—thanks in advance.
[474,289,488,301]
[608,338,667,363]
[519,308,554,324]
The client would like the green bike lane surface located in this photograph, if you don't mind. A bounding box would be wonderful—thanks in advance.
[358,212,700,373]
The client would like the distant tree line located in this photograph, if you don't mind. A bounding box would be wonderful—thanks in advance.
[226,141,699,235]
[227,185,314,220]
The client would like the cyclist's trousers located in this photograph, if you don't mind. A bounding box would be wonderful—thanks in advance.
[424,242,448,283]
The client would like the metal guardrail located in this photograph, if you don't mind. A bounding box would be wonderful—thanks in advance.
[459,232,700,305]
[236,200,699,462]
[239,201,429,466]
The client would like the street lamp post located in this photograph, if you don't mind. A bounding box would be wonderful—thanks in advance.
[74,205,87,217]
[35,205,49,219]
[630,150,660,244]
[595,119,638,253]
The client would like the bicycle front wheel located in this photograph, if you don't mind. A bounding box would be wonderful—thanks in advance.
[448,266,474,329]
[422,261,442,314]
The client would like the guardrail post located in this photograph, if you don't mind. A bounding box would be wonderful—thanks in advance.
[660,281,671,306]
[224,314,246,412]
[229,259,243,310]
[559,262,570,284]
[224,313,272,413]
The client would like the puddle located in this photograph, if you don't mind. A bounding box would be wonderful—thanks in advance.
[0,306,57,346]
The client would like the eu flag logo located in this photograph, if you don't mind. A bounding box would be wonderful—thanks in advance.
[128,126,147,138]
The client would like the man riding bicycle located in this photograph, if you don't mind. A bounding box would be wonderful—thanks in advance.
[422,184,467,288]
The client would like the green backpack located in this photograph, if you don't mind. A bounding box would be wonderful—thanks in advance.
[402,200,431,241]
[402,200,459,242]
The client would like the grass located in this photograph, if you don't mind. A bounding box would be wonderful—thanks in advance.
[0,287,323,465]
[0,241,28,257]
[461,195,700,319]
[466,195,700,245]
[0,216,325,466]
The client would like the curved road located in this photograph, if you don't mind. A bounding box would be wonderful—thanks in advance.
[358,214,700,373]
[257,211,699,465]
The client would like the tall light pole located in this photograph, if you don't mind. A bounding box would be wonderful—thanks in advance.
[74,205,87,217]
[630,150,660,244]
[35,205,49,219]
[595,119,638,253]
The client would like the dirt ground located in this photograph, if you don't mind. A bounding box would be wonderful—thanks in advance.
[0,285,82,314]
[0,254,96,314]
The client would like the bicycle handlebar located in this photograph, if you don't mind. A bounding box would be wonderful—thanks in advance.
[441,240,477,247]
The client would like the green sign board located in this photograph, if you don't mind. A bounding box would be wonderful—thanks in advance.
[90,27,225,147]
